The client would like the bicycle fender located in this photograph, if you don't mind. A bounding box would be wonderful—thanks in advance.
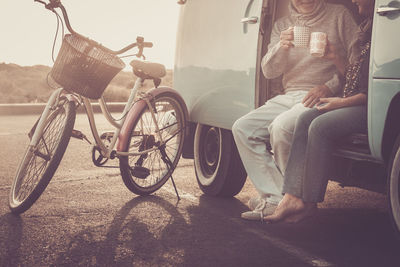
[116,86,189,152]
[116,99,147,152]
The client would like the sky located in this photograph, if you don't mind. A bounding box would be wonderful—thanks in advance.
[0,0,180,69]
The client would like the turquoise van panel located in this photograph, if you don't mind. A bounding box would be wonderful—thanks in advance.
[369,0,400,159]
[174,0,263,130]
[369,80,400,159]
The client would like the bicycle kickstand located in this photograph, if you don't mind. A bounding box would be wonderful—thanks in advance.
[159,144,181,201]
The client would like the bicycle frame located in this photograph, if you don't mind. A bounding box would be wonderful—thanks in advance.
[29,75,167,164]
[82,78,141,159]
[83,77,166,159]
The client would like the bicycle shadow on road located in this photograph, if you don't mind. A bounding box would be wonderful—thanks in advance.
[0,213,23,267]
[50,193,260,266]
[52,195,190,266]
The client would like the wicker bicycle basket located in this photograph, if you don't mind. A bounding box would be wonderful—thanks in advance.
[50,34,126,99]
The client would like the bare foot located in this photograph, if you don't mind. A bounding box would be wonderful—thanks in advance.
[284,204,318,223]
[264,194,305,223]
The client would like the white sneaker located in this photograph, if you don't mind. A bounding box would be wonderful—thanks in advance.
[247,196,264,211]
[241,199,277,221]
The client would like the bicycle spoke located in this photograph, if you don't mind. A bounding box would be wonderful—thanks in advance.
[120,94,185,195]
[16,150,48,201]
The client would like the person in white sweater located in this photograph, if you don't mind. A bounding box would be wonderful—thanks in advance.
[232,0,358,220]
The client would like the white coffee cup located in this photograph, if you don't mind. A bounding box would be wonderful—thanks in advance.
[310,32,327,57]
[293,26,311,48]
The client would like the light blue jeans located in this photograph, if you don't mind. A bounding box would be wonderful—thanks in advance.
[282,105,367,203]
[232,91,309,204]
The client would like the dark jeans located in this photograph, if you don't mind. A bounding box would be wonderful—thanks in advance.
[282,105,367,202]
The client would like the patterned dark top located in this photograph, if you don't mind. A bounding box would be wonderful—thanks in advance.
[342,18,372,98]
[342,41,371,97]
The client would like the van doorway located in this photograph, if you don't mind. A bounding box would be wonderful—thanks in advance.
[257,0,361,108]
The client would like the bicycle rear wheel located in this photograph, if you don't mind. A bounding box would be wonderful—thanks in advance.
[119,91,186,195]
[9,98,76,214]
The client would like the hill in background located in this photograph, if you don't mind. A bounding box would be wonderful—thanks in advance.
[0,63,173,103]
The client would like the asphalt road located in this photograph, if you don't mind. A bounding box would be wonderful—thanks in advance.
[0,114,399,267]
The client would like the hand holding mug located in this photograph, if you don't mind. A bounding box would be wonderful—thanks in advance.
[280,27,294,49]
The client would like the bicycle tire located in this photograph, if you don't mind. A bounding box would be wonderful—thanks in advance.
[9,99,76,214]
[119,91,187,195]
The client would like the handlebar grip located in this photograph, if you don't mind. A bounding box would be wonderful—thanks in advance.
[143,42,153,48]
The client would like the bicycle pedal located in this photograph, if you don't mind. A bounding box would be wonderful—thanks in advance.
[130,166,150,179]
[71,129,84,139]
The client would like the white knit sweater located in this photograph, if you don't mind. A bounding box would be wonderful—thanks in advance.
[261,3,358,94]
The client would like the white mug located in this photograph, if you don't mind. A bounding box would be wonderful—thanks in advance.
[310,32,327,57]
[293,26,311,48]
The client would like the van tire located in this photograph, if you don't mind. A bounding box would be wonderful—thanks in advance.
[387,134,400,239]
[194,123,246,197]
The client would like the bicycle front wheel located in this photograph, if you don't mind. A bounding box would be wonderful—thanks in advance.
[9,99,76,214]
[119,91,186,195]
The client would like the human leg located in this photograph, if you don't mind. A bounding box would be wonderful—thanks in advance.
[269,101,310,177]
[282,108,322,198]
[232,94,294,201]
[267,106,367,223]
[265,108,323,223]
[302,106,367,203]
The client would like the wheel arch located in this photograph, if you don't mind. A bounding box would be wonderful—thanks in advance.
[381,93,400,161]
[182,121,196,159]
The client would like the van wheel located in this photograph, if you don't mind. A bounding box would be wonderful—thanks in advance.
[388,134,400,239]
[194,123,246,196]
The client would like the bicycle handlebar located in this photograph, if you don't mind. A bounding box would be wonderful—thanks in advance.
[34,0,153,56]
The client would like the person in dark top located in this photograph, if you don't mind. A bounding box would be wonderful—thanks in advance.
[264,0,375,223]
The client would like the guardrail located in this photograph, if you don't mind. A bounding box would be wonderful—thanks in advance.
[0,103,126,116]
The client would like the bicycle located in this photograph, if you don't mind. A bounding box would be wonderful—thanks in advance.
[9,0,188,214]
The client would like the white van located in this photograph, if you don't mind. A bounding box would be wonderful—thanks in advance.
[174,0,400,237]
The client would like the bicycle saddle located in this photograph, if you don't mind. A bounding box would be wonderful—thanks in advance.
[130,60,166,79]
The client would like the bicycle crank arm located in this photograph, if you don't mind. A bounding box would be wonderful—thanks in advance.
[71,129,91,144]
